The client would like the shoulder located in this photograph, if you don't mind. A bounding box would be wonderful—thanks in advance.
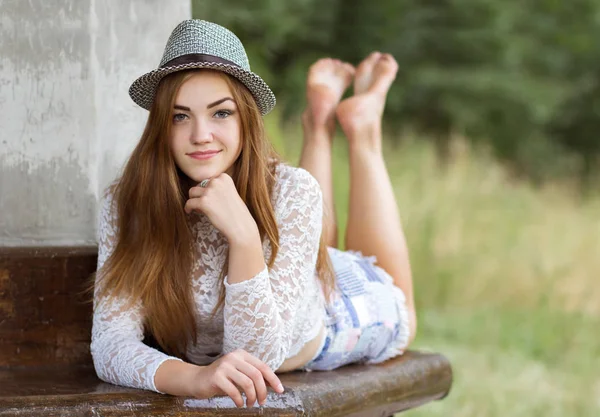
[273,163,321,196]
[101,180,119,200]
[98,179,121,219]
[96,180,121,243]
[271,163,322,215]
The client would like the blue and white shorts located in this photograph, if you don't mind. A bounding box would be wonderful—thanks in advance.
[303,248,411,371]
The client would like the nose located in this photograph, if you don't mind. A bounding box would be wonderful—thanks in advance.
[190,117,213,144]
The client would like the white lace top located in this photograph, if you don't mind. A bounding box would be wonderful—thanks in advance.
[91,163,327,393]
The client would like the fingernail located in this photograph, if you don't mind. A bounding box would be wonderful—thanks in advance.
[277,384,284,393]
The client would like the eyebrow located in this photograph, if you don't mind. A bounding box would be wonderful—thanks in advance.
[207,97,234,109]
[173,97,234,112]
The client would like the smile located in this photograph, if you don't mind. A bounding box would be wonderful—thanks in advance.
[187,150,222,160]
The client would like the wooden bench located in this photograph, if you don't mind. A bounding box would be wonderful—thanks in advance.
[0,247,452,416]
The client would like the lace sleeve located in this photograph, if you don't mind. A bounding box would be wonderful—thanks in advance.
[222,167,323,370]
[91,189,183,393]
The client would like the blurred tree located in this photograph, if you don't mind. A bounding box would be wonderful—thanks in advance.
[548,77,600,189]
[192,0,600,185]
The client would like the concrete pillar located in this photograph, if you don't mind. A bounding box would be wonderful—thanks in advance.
[0,0,190,245]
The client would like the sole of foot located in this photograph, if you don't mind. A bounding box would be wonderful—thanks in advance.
[336,52,399,144]
[303,58,355,133]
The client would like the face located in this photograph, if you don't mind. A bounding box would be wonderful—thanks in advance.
[169,71,241,183]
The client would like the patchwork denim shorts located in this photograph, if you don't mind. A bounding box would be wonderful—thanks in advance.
[303,248,411,371]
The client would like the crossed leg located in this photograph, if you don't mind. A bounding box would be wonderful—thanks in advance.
[300,53,416,342]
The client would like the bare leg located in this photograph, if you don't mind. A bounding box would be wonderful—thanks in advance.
[336,52,417,341]
[299,58,354,248]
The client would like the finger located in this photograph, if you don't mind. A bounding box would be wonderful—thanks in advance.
[235,361,268,406]
[229,371,257,408]
[189,186,207,199]
[216,377,245,408]
[214,172,233,185]
[184,197,205,214]
[239,352,284,393]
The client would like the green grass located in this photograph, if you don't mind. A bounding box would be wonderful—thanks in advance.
[272,121,600,416]
[406,309,600,417]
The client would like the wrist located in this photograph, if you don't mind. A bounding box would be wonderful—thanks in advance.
[155,359,204,397]
[188,365,210,398]
[227,225,261,248]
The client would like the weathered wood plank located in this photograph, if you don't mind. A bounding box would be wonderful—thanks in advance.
[0,246,96,367]
[0,246,452,416]
[0,351,451,416]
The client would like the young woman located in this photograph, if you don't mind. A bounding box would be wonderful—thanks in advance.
[92,20,416,408]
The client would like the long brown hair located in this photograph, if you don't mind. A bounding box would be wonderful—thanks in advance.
[95,69,334,358]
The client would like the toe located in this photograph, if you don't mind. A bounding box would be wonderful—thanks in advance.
[305,57,355,110]
[369,54,398,95]
[366,51,382,61]
[380,54,399,72]
[338,61,355,79]
[356,51,381,73]
[311,58,331,70]
[354,51,383,94]
[342,62,356,75]
[379,54,399,74]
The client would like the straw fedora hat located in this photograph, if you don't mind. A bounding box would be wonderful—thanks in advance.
[129,19,276,115]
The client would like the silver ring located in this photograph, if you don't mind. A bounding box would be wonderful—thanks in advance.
[199,179,210,188]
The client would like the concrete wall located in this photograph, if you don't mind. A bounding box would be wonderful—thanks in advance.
[0,0,190,245]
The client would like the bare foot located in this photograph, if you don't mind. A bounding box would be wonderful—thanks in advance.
[303,58,355,137]
[352,51,382,96]
[336,52,398,147]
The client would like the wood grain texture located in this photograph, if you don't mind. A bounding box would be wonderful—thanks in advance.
[0,352,451,416]
[0,247,452,416]
[0,246,97,367]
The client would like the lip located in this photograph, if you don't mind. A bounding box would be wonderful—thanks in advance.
[187,150,222,160]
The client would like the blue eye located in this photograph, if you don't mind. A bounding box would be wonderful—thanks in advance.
[173,113,188,123]
[214,110,233,119]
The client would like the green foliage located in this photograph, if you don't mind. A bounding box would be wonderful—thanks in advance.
[192,0,600,184]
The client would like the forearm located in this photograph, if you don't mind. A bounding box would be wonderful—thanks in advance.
[154,359,204,397]
[222,245,286,368]
[227,232,266,285]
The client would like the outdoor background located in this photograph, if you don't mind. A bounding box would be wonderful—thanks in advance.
[192,1,600,416]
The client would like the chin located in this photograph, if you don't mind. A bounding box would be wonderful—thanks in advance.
[185,167,223,182]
